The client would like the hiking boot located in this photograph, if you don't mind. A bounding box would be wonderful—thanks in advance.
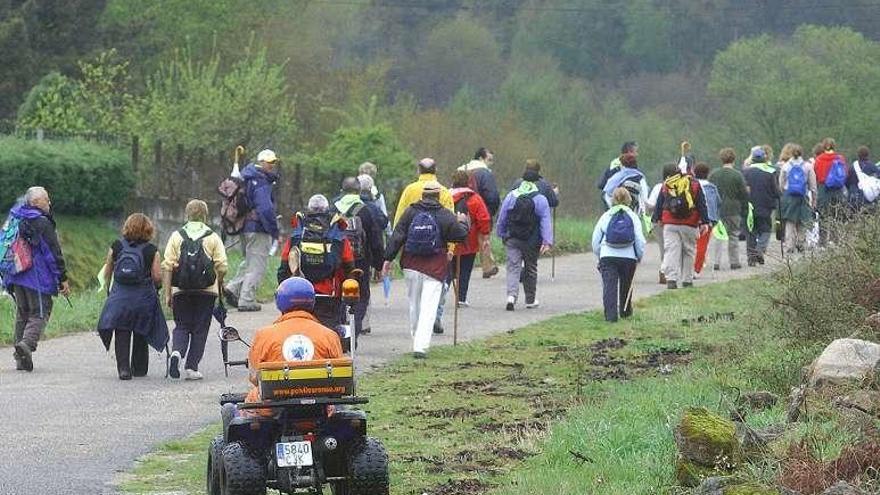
[525,300,541,309]
[659,271,666,284]
[505,296,515,311]
[713,264,721,271]
[169,351,181,379]
[413,351,427,360]
[14,342,33,372]
[433,322,444,335]
[730,264,742,270]
[13,349,23,371]
[682,282,694,288]
[359,327,372,335]
[184,369,204,381]
[223,288,239,308]
[238,303,262,312]
[118,369,132,381]
[482,266,499,279]
[747,259,756,267]
[666,281,678,290]
[757,256,765,265]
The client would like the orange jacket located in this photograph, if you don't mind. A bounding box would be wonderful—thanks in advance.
[245,310,344,404]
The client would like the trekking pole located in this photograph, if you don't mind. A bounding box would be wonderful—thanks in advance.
[63,295,73,309]
[551,207,557,281]
[453,254,461,346]
[623,266,637,317]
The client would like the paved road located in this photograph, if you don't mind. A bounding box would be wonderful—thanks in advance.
[0,245,775,494]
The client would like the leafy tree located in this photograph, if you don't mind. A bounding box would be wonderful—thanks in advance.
[125,46,296,152]
[708,26,880,150]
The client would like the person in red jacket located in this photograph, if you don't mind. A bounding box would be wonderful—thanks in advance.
[650,163,710,289]
[277,194,357,331]
[812,137,849,245]
[449,170,492,307]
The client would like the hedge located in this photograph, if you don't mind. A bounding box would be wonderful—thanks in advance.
[0,136,134,214]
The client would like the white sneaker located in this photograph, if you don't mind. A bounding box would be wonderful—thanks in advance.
[525,300,541,309]
[457,300,470,308]
[184,369,203,381]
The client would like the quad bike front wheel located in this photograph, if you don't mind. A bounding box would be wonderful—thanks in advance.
[221,441,267,495]
[206,435,225,495]
[346,437,389,495]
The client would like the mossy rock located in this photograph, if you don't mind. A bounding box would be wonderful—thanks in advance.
[676,458,727,487]
[674,407,740,466]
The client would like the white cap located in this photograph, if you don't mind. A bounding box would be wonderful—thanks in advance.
[257,149,278,163]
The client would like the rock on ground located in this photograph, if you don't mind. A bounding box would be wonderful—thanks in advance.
[808,338,880,388]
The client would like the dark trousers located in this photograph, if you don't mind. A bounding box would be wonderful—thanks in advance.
[354,267,371,334]
[12,285,53,351]
[315,296,343,331]
[747,215,773,261]
[172,293,216,372]
[599,257,637,322]
[447,254,477,303]
[115,329,149,376]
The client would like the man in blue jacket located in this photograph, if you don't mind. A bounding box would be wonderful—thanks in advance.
[2,186,69,371]
[224,149,280,312]
[496,169,554,311]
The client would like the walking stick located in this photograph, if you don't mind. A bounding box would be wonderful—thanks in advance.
[623,266,637,316]
[453,254,461,346]
[551,207,557,280]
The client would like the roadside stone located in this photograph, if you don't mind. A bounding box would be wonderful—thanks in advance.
[694,476,730,495]
[736,423,785,459]
[677,459,727,488]
[692,477,780,495]
[787,386,806,423]
[808,339,880,388]
[832,390,880,417]
[820,481,862,495]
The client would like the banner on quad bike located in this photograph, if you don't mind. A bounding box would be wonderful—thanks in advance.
[258,358,354,400]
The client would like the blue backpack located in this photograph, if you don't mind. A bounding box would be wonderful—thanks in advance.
[405,210,443,256]
[605,208,635,248]
[113,240,147,285]
[826,158,847,189]
[786,163,807,196]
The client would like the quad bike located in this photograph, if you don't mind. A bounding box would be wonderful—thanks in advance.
[207,279,389,495]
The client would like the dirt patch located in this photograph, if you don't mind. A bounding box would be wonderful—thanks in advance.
[427,478,492,495]
[412,407,484,419]
[680,312,735,326]
[590,337,628,352]
[492,446,534,460]
[454,361,525,371]
[449,379,500,394]
[476,419,547,436]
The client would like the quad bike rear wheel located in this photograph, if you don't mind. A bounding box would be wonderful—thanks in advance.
[346,437,389,495]
[221,441,267,495]
[206,435,225,495]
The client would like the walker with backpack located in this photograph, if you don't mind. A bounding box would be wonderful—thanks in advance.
[218,146,252,238]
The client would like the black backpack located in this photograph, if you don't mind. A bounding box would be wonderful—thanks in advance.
[113,240,147,286]
[172,229,216,290]
[507,192,539,241]
[295,213,343,281]
[341,204,367,262]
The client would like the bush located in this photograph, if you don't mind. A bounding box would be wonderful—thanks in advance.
[772,211,880,344]
[0,136,134,214]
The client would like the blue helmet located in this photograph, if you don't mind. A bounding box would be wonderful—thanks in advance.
[276,277,316,313]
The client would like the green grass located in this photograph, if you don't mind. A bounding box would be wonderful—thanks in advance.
[489,216,593,263]
[119,275,812,495]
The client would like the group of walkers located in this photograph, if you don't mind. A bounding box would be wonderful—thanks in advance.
[1,145,562,375]
[592,138,880,323]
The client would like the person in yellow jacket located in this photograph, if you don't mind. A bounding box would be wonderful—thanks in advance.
[393,158,454,225]
[393,158,455,334]
[161,199,228,380]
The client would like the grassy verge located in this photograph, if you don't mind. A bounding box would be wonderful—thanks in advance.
[120,275,813,495]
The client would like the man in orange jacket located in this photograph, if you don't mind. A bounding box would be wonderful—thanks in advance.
[244,277,344,406]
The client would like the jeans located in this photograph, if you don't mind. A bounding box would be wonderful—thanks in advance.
[226,232,272,306]
[747,215,772,261]
[661,224,697,284]
[505,239,539,303]
[452,254,477,302]
[404,269,444,353]
[172,292,216,371]
[12,284,53,352]
[598,257,637,321]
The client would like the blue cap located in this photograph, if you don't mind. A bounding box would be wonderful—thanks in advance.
[276,277,316,313]
[751,147,766,161]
